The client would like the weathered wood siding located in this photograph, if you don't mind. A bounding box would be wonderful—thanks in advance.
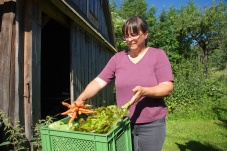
[71,24,115,107]
[0,0,116,143]
[0,0,17,120]
[50,0,117,106]
[61,0,114,44]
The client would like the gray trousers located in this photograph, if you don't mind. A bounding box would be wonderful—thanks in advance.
[131,117,166,151]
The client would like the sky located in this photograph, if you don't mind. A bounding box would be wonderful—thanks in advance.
[114,0,224,15]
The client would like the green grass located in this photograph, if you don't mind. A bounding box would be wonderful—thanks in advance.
[163,118,227,151]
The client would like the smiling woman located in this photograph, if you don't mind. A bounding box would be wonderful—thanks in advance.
[72,15,174,151]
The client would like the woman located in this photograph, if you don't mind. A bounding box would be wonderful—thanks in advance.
[74,16,174,151]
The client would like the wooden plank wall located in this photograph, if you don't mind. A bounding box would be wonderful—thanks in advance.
[69,0,87,16]
[71,24,115,107]
[98,1,110,42]
[0,0,41,143]
[0,0,16,120]
[0,0,116,116]
[23,0,42,142]
[30,0,41,128]
[63,0,113,46]
[0,0,115,144]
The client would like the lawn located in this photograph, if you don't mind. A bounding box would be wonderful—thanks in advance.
[163,118,227,151]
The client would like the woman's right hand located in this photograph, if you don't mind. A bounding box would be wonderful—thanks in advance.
[74,99,84,107]
[68,99,84,117]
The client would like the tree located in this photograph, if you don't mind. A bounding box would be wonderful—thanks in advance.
[174,0,227,74]
[119,0,148,19]
[109,0,127,51]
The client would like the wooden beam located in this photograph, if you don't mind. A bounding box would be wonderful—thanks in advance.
[23,0,32,142]
[49,0,117,53]
[37,0,70,28]
[0,0,16,118]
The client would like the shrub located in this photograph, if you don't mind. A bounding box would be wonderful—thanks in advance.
[0,110,53,151]
[166,58,227,120]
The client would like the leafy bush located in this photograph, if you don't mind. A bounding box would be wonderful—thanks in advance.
[0,110,53,151]
[0,110,29,151]
[165,58,227,120]
[32,116,54,151]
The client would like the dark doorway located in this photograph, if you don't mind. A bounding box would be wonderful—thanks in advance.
[41,17,70,119]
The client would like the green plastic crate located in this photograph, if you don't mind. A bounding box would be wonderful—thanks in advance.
[40,117,132,151]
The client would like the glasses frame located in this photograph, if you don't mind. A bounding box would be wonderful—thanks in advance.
[122,33,144,41]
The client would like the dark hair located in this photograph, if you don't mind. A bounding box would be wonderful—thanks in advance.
[122,16,149,45]
[122,16,148,35]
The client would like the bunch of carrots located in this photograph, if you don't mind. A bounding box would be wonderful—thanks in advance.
[61,101,97,124]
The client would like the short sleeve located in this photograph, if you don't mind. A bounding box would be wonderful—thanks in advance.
[97,55,116,83]
[155,50,174,83]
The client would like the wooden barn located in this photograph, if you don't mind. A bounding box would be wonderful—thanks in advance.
[0,0,117,146]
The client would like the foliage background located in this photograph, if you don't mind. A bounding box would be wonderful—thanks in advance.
[110,0,227,120]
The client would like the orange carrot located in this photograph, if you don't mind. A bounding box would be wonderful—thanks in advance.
[68,111,77,124]
[61,102,75,109]
[61,108,78,115]
[61,109,73,115]
[78,104,92,109]
[60,99,96,124]
[79,108,97,114]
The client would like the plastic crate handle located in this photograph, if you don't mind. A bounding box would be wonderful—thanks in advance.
[115,127,125,139]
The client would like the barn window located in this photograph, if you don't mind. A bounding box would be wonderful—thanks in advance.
[87,0,98,28]
[89,0,98,18]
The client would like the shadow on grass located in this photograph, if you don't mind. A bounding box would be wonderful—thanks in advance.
[176,141,221,151]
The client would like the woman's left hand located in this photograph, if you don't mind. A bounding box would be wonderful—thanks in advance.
[132,81,173,99]
[130,86,144,105]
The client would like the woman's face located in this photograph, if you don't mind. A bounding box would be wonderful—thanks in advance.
[124,29,148,51]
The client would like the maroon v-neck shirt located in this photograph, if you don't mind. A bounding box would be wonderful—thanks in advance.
[98,47,174,123]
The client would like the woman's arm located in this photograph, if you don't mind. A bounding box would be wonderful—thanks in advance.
[128,81,173,105]
[141,81,174,97]
[74,77,108,104]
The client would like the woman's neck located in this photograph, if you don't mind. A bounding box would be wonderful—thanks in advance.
[129,47,148,58]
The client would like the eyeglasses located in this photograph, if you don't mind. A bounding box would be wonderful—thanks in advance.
[123,33,144,41]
